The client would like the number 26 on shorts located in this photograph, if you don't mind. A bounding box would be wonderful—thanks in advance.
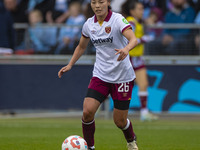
[118,82,129,92]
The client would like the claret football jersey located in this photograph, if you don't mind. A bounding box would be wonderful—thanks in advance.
[82,10,136,83]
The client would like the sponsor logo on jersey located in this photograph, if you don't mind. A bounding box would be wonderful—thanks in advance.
[105,26,111,34]
[123,18,129,24]
[91,37,113,44]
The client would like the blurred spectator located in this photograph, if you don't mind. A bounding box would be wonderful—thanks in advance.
[46,0,70,24]
[28,9,57,54]
[145,7,163,38]
[27,0,55,23]
[146,0,196,55]
[3,0,29,50]
[138,0,166,19]
[163,0,196,54]
[0,0,15,54]
[55,1,85,54]
[4,0,28,23]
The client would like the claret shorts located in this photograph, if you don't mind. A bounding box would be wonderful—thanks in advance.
[86,77,134,110]
[130,56,145,71]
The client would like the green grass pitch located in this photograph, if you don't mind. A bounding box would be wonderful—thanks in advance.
[0,117,200,150]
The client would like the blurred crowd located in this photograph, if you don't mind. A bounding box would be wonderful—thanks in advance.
[0,0,200,55]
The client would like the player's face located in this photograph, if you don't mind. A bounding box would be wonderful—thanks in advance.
[130,3,144,20]
[91,0,110,18]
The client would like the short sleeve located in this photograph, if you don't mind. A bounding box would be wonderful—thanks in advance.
[82,22,89,38]
[116,15,132,33]
[129,21,136,32]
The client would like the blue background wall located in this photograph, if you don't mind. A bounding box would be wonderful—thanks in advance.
[111,66,200,113]
[0,65,200,113]
[0,65,93,110]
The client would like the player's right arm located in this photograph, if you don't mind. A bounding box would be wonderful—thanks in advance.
[58,36,90,78]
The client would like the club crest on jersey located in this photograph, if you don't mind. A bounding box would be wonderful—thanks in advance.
[105,26,111,34]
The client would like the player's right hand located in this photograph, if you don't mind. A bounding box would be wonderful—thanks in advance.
[58,65,72,78]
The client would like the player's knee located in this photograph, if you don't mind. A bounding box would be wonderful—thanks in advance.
[114,118,127,129]
[140,82,148,91]
[82,109,94,122]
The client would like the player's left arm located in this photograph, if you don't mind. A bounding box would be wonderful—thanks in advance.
[115,29,138,61]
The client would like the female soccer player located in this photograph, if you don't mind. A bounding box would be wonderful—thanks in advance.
[58,0,138,149]
[121,0,158,121]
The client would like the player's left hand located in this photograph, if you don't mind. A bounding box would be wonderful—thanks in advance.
[115,48,129,61]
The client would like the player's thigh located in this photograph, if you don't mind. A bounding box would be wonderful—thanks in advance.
[113,108,128,128]
[86,77,110,103]
[135,67,148,90]
[83,97,101,114]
